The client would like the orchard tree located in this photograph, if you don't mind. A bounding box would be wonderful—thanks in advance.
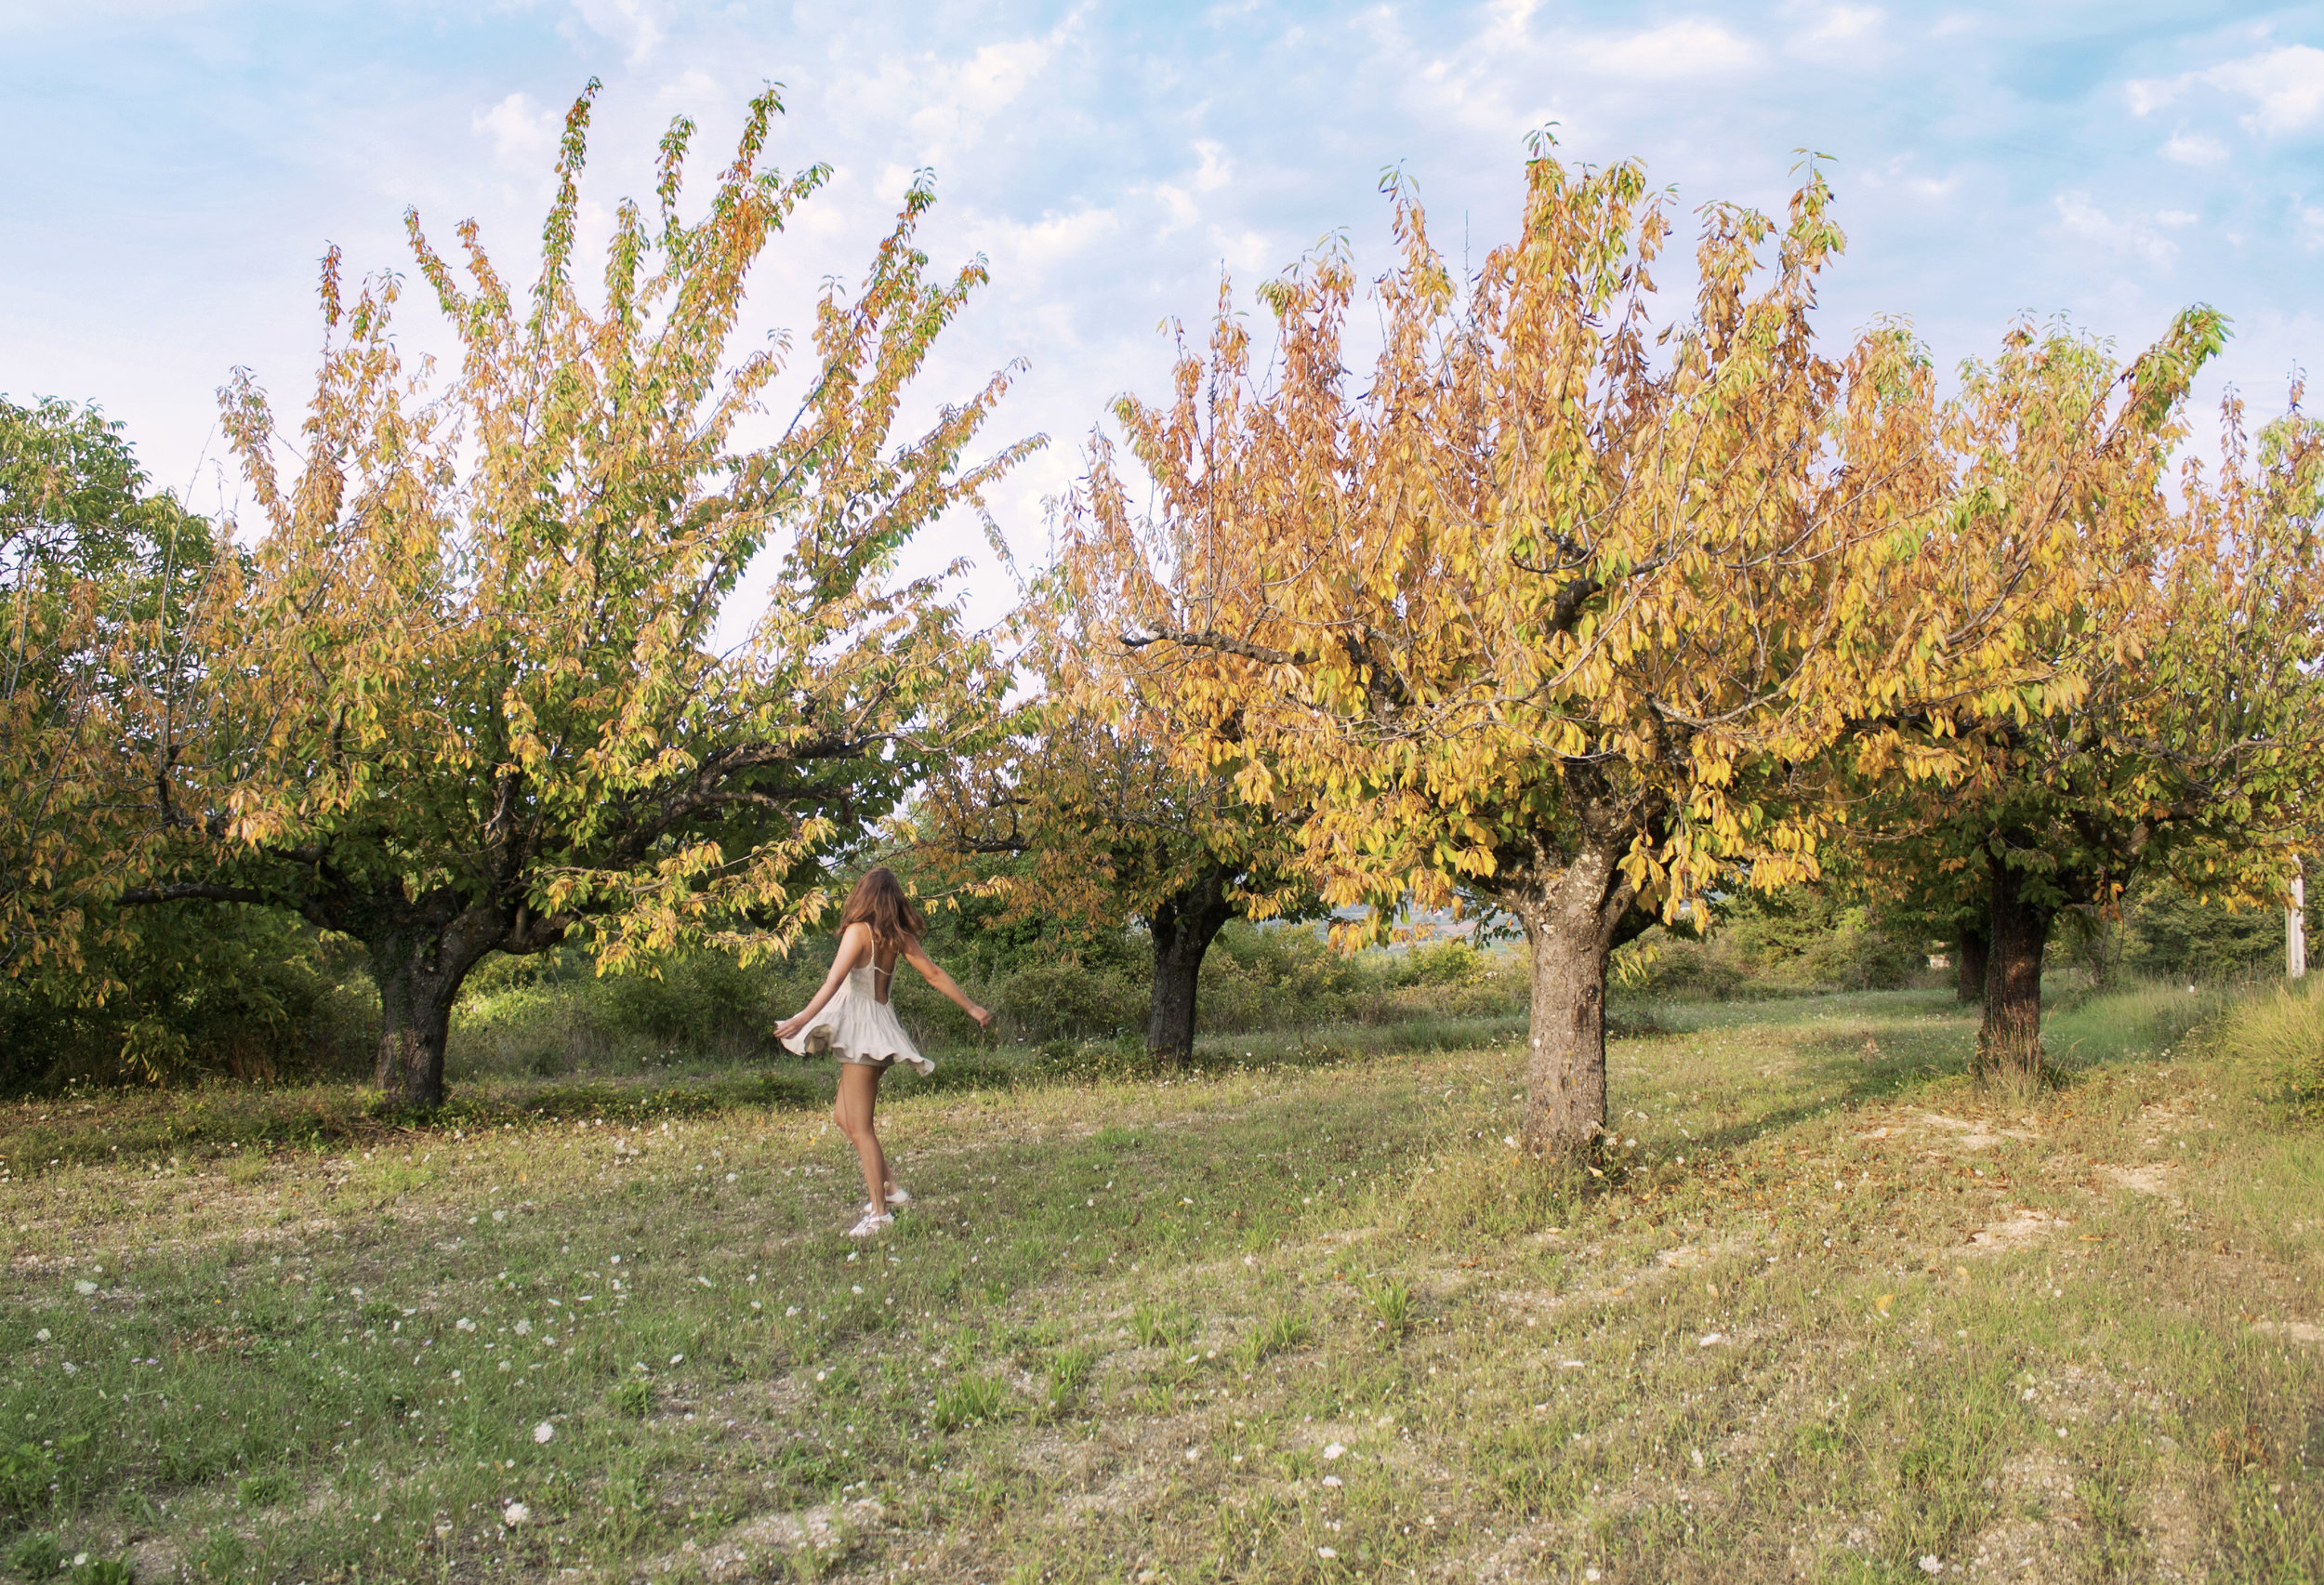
[1079,150,2207,1156]
[1867,371,2324,1077]
[117,85,1035,1106]
[919,485,1315,1061]
[0,397,214,981]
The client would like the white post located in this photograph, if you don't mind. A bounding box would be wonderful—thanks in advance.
[2291,857,2307,981]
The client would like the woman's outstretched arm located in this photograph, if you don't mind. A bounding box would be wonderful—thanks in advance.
[903,939,994,1028]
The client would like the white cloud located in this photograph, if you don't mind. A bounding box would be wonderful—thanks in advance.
[473,93,560,171]
[1784,4,1888,65]
[2206,45,2324,136]
[1142,143,1233,238]
[2299,203,2324,252]
[1796,5,1882,44]
[2160,130,2227,165]
[1574,19,1762,81]
[1191,140,1232,194]
[1858,153,1956,200]
[971,206,1119,279]
[2125,76,2180,117]
[906,36,1057,144]
[2052,192,2182,269]
[1150,183,1198,232]
[655,69,721,112]
[2128,45,2324,137]
[1208,225,1274,274]
[567,0,669,65]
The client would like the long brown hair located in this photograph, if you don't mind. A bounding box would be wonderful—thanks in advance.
[838,867,927,953]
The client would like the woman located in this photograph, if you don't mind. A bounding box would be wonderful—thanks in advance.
[777,868,993,1236]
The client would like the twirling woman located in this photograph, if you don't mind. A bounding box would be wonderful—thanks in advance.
[777,868,993,1236]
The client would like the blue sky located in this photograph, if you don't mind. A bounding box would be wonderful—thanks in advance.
[5,1,2321,610]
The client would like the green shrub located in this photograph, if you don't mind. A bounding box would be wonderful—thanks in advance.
[2120,879,2296,983]
[1385,938,1492,988]
[1619,890,1924,1001]
[610,1378,654,1418]
[0,905,373,1092]
[992,961,1146,1044]
[2207,982,2324,1107]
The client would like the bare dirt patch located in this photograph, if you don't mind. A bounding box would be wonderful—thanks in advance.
[2100,1162,2182,1201]
[1964,1208,2071,1252]
[2252,1319,2324,1344]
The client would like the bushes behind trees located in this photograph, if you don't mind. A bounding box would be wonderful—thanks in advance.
[10,877,2306,1095]
[1619,892,1929,1000]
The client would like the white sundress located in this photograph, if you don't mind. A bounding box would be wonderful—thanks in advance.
[780,962,933,1076]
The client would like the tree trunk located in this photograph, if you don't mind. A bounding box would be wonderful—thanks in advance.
[1956,927,1987,1004]
[1978,859,2053,1081]
[1146,866,1235,1063]
[1508,828,1636,1158]
[367,911,506,1109]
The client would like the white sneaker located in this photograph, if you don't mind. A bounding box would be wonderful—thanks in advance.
[884,1184,913,1209]
[847,1206,893,1239]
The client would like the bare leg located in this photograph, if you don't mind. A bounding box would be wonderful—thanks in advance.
[832,1063,889,1211]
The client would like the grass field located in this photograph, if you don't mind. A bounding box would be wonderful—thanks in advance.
[3,987,2319,1583]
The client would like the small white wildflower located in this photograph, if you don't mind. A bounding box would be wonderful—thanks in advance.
[34,1328,50,1342]
[1183,1447,1198,1461]
[1699,1333,1724,1347]
[1918,1559,1942,1576]
[786,1306,799,1317]
[73,1280,97,1296]
[456,1317,477,1332]
[504,1501,531,1526]
[512,1320,532,1337]
[533,1421,555,1445]
[668,1354,683,1366]
[1323,1443,1345,1460]
[1322,1474,1343,1487]
[1316,1548,1337,1560]
[61,1362,76,1375]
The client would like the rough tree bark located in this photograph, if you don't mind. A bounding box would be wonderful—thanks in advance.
[346,892,556,1109]
[1501,812,1642,1158]
[1978,855,2054,1080]
[1955,927,1988,1004]
[365,928,492,1108]
[1146,864,1235,1063]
